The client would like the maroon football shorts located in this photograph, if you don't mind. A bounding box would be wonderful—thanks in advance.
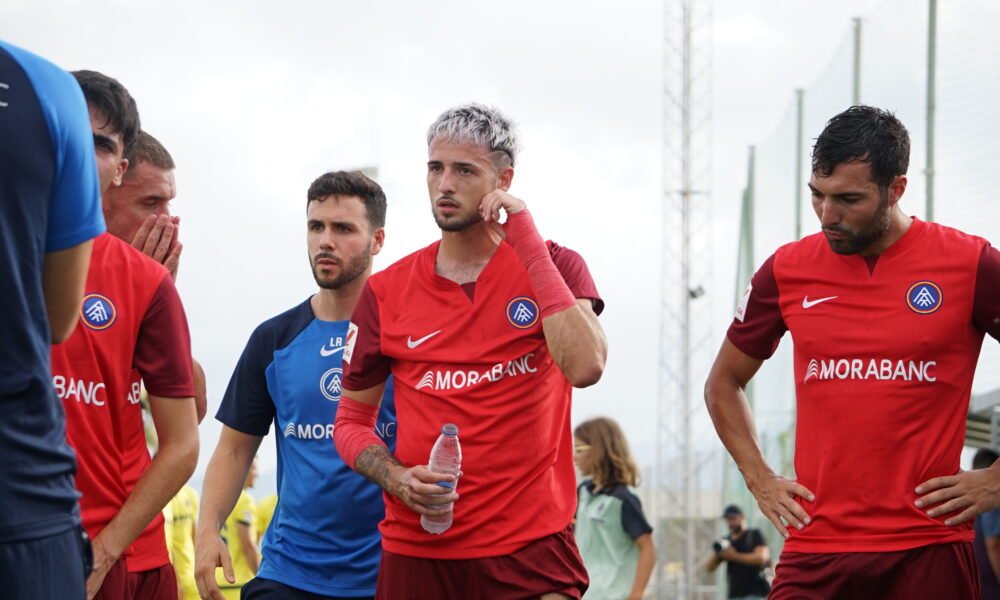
[376,524,588,599]
[126,563,177,600]
[93,558,129,600]
[770,541,979,600]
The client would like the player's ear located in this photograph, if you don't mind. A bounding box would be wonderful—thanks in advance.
[497,166,514,192]
[887,174,907,207]
[369,227,385,256]
[113,157,129,188]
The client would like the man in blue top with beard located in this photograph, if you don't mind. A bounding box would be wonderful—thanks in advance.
[195,171,395,600]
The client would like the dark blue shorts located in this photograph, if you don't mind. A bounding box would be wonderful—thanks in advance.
[0,525,90,599]
[241,577,373,600]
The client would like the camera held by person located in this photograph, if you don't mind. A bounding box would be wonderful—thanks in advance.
[705,505,772,600]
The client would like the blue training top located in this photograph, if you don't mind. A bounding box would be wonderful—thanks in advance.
[217,299,396,597]
[0,39,104,543]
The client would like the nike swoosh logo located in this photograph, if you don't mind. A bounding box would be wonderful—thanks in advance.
[802,296,838,309]
[407,330,441,349]
[320,345,345,357]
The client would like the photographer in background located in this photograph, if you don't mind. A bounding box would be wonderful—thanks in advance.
[706,505,770,600]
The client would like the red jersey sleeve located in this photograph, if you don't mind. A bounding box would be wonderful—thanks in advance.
[726,253,787,360]
[342,281,391,390]
[134,276,194,398]
[973,244,1000,342]
[549,242,604,316]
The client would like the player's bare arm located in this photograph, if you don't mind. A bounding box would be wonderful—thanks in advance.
[87,393,198,599]
[481,190,608,387]
[43,240,94,343]
[915,462,1000,526]
[339,383,457,516]
[705,339,814,538]
[192,357,207,422]
[195,427,263,600]
[628,533,656,600]
[539,298,607,386]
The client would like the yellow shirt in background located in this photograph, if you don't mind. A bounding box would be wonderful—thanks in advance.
[167,484,200,600]
[255,493,277,546]
[217,489,257,599]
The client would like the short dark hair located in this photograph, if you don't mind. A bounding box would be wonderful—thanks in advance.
[72,70,141,156]
[307,171,386,229]
[722,504,743,518]
[973,448,1000,470]
[812,105,910,190]
[125,131,174,172]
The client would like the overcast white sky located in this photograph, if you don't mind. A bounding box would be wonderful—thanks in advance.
[3,0,883,492]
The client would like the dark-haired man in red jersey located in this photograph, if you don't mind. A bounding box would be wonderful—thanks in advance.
[706,105,1000,599]
[52,69,198,600]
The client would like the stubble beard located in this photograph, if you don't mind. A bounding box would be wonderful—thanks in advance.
[825,192,891,255]
[311,248,371,290]
[432,204,483,232]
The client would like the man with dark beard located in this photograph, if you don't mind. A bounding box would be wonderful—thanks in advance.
[195,171,395,600]
[335,103,607,599]
[706,105,1000,599]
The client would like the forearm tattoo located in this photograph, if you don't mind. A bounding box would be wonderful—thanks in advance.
[355,445,401,490]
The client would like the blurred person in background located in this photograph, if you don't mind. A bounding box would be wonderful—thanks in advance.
[573,417,655,600]
[706,105,1000,599]
[0,38,104,600]
[216,460,259,600]
[705,505,770,600]
[165,483,200,600]
[255,493,277,547]
[196,171,394,600]
[146,401,201,600]
[973,449,1000,599]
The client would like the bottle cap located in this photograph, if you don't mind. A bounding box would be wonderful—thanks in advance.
[436,481,455,489]
[441,423,458,436]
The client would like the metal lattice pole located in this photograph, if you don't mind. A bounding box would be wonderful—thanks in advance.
[658,0,713,597]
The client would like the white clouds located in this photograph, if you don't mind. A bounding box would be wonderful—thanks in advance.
[3,0,883,485]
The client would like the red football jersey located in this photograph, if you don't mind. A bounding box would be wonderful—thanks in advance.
[730,219,987,552]
[344,240,602,559]
[51,233,193,571]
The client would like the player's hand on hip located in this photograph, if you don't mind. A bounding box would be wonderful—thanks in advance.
[746,470,814,539]
[389,464,459,516]
[916,467,1000,526]
[194,533,233,600]
[84,534,115,600]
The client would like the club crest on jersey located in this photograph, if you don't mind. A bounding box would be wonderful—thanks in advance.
[81,293,116,330]
[506,296,539,329]
[320,367,343,401]
[906,281,942,314]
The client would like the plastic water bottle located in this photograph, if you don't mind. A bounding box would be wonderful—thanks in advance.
[421,423,462,535]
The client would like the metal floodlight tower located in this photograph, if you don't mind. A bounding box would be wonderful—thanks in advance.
[656,0,714,598]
